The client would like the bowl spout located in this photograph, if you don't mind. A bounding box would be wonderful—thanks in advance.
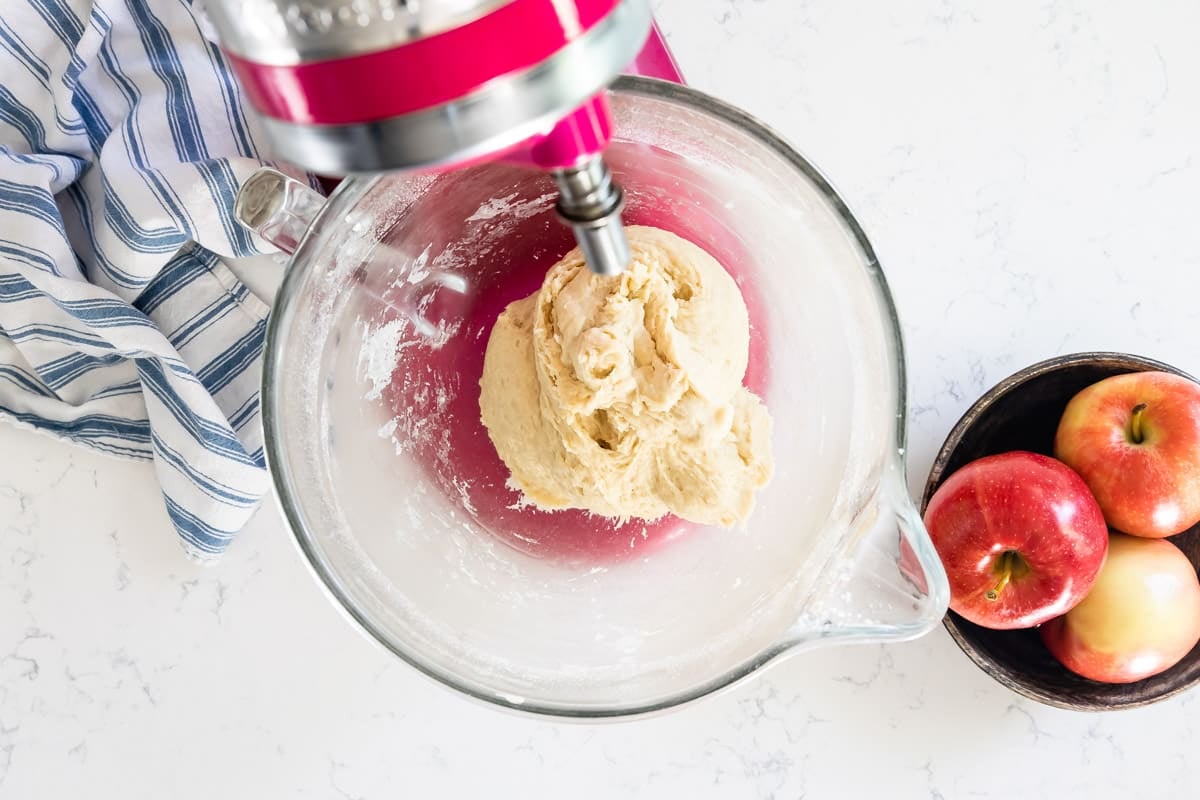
[783,465,950,650]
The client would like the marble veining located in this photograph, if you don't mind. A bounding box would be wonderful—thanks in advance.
[5,1,1200,797]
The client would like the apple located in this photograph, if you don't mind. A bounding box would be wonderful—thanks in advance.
[923,451,1108,629]
[1041,533,1200,683]
[1054,371,1200,538]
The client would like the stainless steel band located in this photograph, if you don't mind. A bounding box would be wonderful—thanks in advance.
[206,0,509,65]
[251,0,650,175]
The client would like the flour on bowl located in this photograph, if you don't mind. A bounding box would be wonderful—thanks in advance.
[356,190,559,515]
[466,191,556,222]
[360,317,415,401]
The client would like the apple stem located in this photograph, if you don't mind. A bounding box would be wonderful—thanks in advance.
[1130,403,1148,444]
[985,551,1017,601]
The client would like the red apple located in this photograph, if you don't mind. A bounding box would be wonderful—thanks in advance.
[923,451,1108,629]
[1054,371,1200,538]
[1041,533,1200,683]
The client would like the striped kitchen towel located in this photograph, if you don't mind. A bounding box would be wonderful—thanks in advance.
[0,0,308,559]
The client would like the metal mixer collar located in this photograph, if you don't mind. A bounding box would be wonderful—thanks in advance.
[204,0,653,274]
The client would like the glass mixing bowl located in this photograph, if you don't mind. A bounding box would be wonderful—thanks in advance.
[240,76,950,717]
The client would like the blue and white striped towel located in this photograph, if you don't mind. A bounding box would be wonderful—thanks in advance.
[0,0,307,560]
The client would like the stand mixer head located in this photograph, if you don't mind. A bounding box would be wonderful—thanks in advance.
[204,0,652,275]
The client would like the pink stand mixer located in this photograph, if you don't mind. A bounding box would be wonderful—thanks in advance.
[206,0,952,716]
[204,0,679,275]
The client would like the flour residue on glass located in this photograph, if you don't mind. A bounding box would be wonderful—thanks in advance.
[361,317,414,401]
[361,316,459,463]
[356,190,562,530]
[466,191,556,223]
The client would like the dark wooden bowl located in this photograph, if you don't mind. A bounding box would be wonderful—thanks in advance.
[921,352,1200,711]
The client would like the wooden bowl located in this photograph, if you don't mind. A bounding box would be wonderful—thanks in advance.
[921,352,1200,710]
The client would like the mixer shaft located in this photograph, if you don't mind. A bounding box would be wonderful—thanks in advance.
[552,155,631,275]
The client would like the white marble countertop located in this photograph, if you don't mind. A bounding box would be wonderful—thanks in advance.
[5,1,1200,797]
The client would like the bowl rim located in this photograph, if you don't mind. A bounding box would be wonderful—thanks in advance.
[921,350,1200,711]
[259,74,915,718]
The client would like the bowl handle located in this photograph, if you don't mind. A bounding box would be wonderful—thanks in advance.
[235,168,470,340]
[785,464,950,648]
[234,168,326,255]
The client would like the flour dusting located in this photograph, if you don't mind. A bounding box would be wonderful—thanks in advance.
[452,476,477,516]
[466,191,555,222]
[405,245,433,285]
[353,188,560,527]
[361,311,472,512]
[361,317,413,400]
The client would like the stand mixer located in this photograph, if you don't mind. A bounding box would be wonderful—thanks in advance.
[208,3,952,716]
[204,0,655,275]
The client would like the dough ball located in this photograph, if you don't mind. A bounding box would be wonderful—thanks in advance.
[479,226,772,526]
